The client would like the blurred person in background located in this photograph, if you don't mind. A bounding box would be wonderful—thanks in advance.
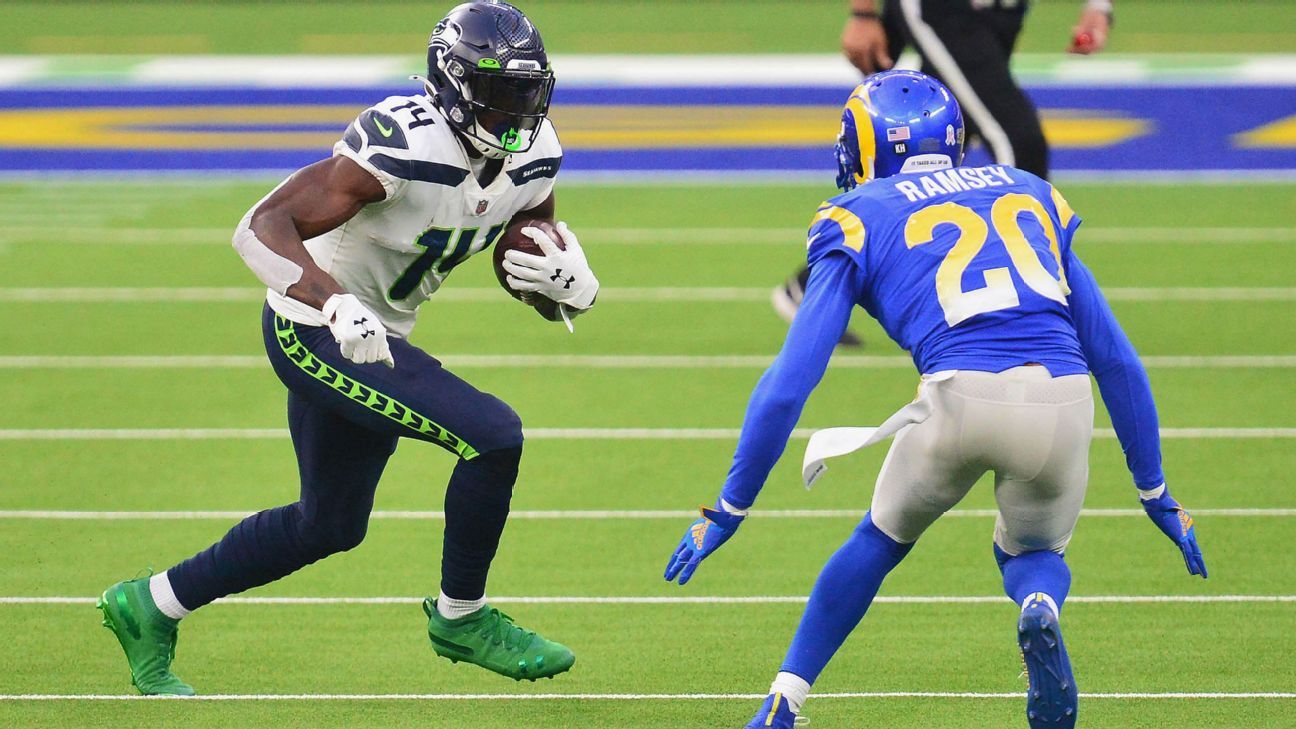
[772,0,1114,345]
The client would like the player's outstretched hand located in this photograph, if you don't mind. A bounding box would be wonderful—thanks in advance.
[502,221,599,310]
[664,504,745,586]
[1141,488,1207,578]
[322,293,395,368]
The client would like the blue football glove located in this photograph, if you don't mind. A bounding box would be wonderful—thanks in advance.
[1141,488,1207,578]
[664,504,746,586]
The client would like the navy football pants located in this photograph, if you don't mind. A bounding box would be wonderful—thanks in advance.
[166,305,523,610]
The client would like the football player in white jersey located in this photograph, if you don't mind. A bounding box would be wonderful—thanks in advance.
[97,1,593,694]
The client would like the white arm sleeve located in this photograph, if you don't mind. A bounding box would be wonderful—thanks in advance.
[231,208,304,296]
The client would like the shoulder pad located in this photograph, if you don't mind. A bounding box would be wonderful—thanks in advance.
[506,121,562,185]
[1048,183,1079,231]
[356,109,408,150]
[806,196,869,269]
[337,97,471,189]
[530,119,562,157]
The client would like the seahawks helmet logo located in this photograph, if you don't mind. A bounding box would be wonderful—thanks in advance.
[428,20,462,60]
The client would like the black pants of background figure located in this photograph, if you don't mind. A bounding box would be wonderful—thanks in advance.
[165,304,524,610]
[884,0,1049,179]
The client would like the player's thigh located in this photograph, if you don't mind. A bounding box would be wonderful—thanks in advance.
[286,391,396,525]
[992,399,1094,554]
[264,306,522,459]
[870,414,983,544]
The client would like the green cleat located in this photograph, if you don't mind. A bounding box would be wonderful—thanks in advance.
[423,598,575,682]
[96,577,195,696]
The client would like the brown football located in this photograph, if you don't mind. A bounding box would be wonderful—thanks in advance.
[493,218,565,321]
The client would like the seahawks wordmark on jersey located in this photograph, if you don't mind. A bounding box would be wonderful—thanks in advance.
[264,94,562,338]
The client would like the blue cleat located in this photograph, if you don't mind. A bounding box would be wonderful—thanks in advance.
[744,692,800,728]
[1017,597,1078,728]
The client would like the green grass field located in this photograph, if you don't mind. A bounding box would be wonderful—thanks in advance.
[0,178,1293,727]
[5,0,1295,724]
[4,0,1295,55]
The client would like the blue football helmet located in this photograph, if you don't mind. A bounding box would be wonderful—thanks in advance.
[834,70,965,191]
[424,2,554,159]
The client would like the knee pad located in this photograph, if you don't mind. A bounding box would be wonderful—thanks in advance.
[293,509,370,558]
[468,397,524,454]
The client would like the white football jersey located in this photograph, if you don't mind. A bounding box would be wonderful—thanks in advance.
[266,93,562,338]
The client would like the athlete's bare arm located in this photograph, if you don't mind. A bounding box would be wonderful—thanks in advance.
[249,156,387,308]
[514,191,555,224]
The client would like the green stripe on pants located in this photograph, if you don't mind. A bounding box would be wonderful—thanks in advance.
[274,315,480,460]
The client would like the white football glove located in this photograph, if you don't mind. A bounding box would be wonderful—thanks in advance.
[501,221,599,311]
[321,293,395,368]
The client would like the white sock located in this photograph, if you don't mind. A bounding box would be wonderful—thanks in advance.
[769,671,811,714]
[1022,591,1060,620]
[436,591,486,620]
[148,571,191,620]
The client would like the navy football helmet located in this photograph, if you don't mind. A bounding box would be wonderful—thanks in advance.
[423,1,554,158]
[834,70,965,191]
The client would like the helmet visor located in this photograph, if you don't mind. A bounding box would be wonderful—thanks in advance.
[468,69,554,137]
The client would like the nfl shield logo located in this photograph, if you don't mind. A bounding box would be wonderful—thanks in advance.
[475,199,489,215]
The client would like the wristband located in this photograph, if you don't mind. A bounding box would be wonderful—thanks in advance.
[850,9,881,20]
[718,498,750,517]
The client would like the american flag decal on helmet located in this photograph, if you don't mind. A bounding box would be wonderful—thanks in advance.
[887,126,911,142]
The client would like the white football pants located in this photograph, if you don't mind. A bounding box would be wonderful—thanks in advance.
[869,366,1094,555]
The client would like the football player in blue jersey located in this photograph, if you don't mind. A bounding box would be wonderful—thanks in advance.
[664,70,1206,729]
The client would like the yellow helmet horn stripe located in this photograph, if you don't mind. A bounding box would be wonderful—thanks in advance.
[845,84,876,186]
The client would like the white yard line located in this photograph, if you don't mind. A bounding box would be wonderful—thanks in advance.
[0,288,260,302]
[0,226,1292,246]
[2,286,1294,304]
[1104,288,1296,301]
[2,595,1291,607]
[1,691,1292,701]
[0,508,1289,520]
[1,354,1294,370]
[1,427,1294,441]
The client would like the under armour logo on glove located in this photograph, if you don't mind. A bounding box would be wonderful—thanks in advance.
[322,294,395,368]
[500,222,599,312]
[549,268,576,289]
[354,317,376,338]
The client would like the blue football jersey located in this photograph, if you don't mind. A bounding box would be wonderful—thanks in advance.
[806,164,1089,376]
